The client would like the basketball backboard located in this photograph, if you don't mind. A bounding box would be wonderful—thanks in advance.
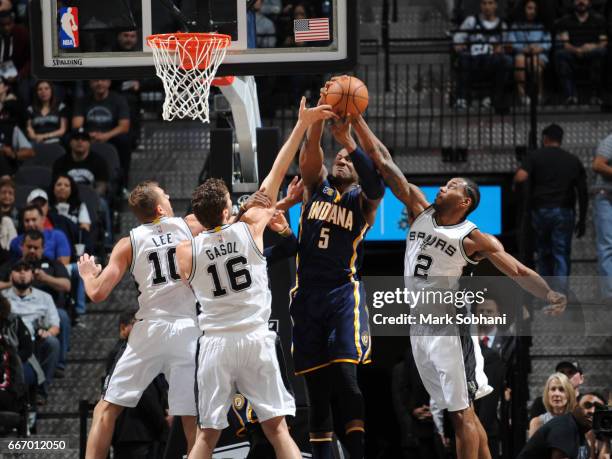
[30,0,358,80]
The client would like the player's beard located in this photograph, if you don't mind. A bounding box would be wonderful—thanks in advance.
[329,173,357,188]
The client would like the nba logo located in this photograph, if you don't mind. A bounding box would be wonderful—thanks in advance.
[59,7,79,49]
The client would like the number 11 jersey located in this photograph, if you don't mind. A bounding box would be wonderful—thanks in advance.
[189,222,271,333]
[129,216,197,320]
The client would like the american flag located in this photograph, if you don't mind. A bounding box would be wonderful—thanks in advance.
[294,18,330,42]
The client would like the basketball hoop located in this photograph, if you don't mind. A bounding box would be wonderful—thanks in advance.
[147,32,232,123]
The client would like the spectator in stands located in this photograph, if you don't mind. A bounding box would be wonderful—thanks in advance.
[0,10,29,82]
[9,203,71,265]
[72,79,131,191]
[260,0,282,17]
[0,229,71,377]
[554,0,607,105]
[25,190,86,317]
[517,391,602,459]
[0,176,17,226]
[26,81,68,145]
[106,310,170,458]
[0,292,34,391]
[529,372,577,437]
[52,128,110,197]
[453,0,512,111]
[508,0,551,104]
[392,346,443,459]
[582,392,610,459]
[592,131,612,304]
[49,174,91,233]
[514,124,588,293]
[3,260,60,404]
[0,78,33,172]
[26,189,79,251]
[254,0,277,48]
[530,361,584,419]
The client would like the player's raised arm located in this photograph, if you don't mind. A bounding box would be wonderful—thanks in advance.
[464,230,567,315]
[243,98,336,238]
[260,97,336,206]
[352,114,429,218]
[299,89,329,192]
[329,117,384,225]
[77,237,131,303]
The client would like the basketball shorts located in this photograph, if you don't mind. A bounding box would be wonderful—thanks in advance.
[410,333,490,412]
[290,281,371,375]
[195,326,295,430]
[103,317,201,416]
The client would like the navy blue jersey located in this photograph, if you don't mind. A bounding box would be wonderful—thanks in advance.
[296,178,369,286]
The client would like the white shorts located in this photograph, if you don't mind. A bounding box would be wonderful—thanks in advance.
[104,317,201,416]
[410,334,489,412]
[195,327,295,429]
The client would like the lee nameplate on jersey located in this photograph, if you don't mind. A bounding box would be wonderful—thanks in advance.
[59,7,79,49]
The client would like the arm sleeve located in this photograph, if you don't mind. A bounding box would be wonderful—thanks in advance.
[95,156,110,182]
[116,94,130,120]
[349,146,385,200]
[44,294,61,328]
[263,233,298,265]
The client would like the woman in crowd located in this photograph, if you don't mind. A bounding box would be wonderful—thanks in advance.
[0,177,18,228]
[508,0,551,104]
[49,174,91,233]
[26,80,68,144]
[528,372,576,437]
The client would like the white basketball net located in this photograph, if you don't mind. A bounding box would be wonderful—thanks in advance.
[148,33,231,123]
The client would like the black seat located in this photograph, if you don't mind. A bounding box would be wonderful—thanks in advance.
[77,183,102,248]
[24,143,66,168]
[90,142,121,192]
[14,184,36,211]
[14,166,52,189]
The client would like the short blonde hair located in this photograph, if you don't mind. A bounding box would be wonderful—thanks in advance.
[543,372,576,414]
[128,181,161,223]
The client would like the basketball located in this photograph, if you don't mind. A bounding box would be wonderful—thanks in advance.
[325,76,369,117]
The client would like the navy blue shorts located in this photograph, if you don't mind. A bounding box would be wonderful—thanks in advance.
[289,281,371,375]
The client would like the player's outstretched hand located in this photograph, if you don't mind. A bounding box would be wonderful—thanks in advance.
[268,210,290,233]
[298,97,337,126]
[330,116,357,151]
[285,176,304,205]
[244,190,272,210]
[543,290,567,316]
[78,253,102,279]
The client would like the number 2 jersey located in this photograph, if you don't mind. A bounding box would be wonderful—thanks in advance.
[297,179,369,287]
[129,216,197,320]
[189,222,271,333]
[404,206,478,290]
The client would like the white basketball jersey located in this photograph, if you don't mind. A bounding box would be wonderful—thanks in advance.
[404,207,478,290]
[129,216,197,320]
[189,222,271,333]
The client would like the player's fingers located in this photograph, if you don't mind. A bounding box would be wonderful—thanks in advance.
[299,96,306,112]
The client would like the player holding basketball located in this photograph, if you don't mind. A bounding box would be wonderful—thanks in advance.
[77,183,206,459]
[352,114,567,459]
[176,98,336,459]
[290,85,385,459]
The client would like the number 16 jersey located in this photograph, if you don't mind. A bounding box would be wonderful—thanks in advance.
[129,216,197,320]
[189,222,271,334]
